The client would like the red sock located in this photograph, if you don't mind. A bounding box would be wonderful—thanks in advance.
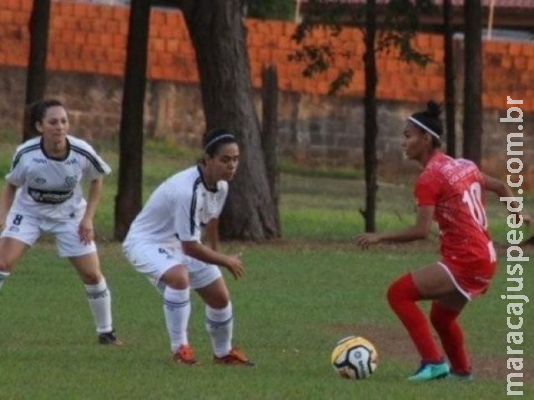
[387,274,442,363]
[430,302,471,374]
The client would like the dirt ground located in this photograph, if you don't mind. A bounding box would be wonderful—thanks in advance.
[328,322,532,381]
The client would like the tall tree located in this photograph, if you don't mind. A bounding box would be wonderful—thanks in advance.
[443,0,456,157]
[292,0,434,232]
[114,0,151,241]
[177,0,278,240]
[23,0,51,141]
[261,65,281,236]
[462,0,483,165]
[362,0,378,233]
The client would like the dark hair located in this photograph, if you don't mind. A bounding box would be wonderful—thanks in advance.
[409,101,443,148]
[202,128,238,156]
[26,99,65,136]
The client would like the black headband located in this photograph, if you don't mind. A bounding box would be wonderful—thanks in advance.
[204,133,236,153]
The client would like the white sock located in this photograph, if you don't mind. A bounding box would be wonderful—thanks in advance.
[0,271,10,290]
[85,278,113,334]
[164,286,191,352]
[206,302,233,357]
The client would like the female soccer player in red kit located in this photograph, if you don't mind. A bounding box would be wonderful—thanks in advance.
[356,101,530,381]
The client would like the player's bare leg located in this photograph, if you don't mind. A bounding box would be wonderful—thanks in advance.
[0,237,28,290]
[411,262,459,298]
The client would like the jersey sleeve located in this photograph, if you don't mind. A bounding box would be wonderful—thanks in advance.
[173,189,201,242]
[73,140,112,181]
[414,173,441,207]
[84,149,111,181]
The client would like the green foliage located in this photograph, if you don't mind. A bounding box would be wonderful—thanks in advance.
[377,0,436,65]
[245,0,296,21]
[290,0,437,94]
[279,157,364,180]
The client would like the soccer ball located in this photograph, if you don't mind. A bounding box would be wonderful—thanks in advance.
[331,336,378,380]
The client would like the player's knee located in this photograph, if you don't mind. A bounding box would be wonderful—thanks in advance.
[209,296,230,310]
[204,287,230,309]
[164,273,189,289]
[162,265,189,289]
[80,271,104,285]
[0,257,13,273]
[387,273,419,306]
[430,310,444,330]
[430,304,456,331]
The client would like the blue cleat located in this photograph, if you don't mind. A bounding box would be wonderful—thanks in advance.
[408,361,450,382]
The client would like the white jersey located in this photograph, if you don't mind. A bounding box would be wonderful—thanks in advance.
[5,135,111,220]
[125,166,228,245]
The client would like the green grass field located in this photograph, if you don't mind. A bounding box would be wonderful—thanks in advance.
[0,132,532,399]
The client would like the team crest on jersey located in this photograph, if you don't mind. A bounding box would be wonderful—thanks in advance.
[63,176,77,190]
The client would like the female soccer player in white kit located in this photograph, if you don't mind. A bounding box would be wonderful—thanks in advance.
[123,128,253,366]
[0,99,121,345]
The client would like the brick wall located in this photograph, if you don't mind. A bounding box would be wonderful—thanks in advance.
[1,0,533,111]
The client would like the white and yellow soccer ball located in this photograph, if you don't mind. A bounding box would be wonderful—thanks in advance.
[331,336,378,380]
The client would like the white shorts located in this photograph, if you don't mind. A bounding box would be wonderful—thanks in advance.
[122,241,222,292]
[1,212,97,258]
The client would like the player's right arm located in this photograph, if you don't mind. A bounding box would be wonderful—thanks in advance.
[173,182,243,279]
[0,182,17,230]
[181,241,243,279]
[355,205,434,249]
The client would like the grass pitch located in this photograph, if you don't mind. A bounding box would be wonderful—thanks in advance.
[0,133,532,399]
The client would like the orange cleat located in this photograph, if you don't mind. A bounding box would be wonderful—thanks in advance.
[173,344,198,365]
[213,348,255,366]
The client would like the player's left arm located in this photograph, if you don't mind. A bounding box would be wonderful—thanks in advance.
[204,218,220,251]
[482,173,531,226]
[355,206,434,249]
[78,176,104,244]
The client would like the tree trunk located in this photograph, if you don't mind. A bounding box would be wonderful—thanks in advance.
[261,65,281,237]
[114,0,151,241]
[463,0,483,165]
[179,0,278,240]
[361,0,378,233]
[24,0,51,141]
[443,0,456,158]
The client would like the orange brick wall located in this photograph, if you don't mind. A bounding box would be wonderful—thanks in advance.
[1,0,533,112]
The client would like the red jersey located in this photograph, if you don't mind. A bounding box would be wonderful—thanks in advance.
[414,152,494,265]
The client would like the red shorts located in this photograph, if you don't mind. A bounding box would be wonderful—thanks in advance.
[438,257,497,300]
